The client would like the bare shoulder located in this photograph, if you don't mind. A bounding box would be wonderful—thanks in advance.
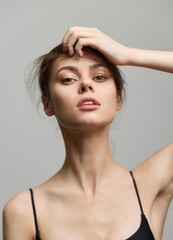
[133,141,173,202]
[131,142,173,239]
[3,189,34,240]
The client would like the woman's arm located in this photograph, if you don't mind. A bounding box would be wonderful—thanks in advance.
[62,26,173,74]
[137,141,173,202]
[127,48,173,73]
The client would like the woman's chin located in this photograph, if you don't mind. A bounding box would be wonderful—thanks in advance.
[57,118,113,131]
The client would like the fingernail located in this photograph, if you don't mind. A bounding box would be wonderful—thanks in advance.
[62,46,67,52]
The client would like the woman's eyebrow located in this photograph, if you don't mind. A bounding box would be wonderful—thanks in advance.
[55,63,109,77]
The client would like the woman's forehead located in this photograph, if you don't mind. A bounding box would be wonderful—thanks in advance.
[53,48,110,70]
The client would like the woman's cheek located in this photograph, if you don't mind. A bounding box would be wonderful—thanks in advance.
[50,87,75,120]
[49,87,65,115]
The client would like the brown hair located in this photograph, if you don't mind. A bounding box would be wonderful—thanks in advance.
[26,44,127,116]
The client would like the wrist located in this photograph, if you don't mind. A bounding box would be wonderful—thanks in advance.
[125,47,137,66]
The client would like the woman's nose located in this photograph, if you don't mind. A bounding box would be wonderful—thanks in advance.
[78,80,95,93]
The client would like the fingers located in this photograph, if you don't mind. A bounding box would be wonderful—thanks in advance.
[62,26,97,56]
[75,38,96,56]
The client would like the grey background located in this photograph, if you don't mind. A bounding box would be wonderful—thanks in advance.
[0,0,172,239]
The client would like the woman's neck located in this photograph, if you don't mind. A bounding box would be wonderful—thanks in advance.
[58,124,120,201]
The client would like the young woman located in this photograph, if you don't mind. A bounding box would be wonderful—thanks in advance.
[3,26,173,240]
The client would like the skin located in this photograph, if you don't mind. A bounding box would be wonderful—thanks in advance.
[2,26,173,240]
[42,48,122,201]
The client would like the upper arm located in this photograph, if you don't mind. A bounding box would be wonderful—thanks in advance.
[136,141,173,201]
[2,190,34,240]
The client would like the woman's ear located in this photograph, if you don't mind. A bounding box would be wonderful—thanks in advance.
[42,96,55,116]
[115,95,122,111]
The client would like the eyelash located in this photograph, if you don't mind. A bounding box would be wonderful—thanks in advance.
[61,75,107,83]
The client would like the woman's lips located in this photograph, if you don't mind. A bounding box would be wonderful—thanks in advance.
[77,97,100,107]
[78,104,100,110]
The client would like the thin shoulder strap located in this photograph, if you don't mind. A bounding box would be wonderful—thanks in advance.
[29,188,41,240]
[129,170,144,215]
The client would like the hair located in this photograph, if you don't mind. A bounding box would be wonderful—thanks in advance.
[26,44,127,116]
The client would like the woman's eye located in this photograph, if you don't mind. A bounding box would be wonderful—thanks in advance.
[94,75,106,81]
[62,78,75,83]
[61,75,106,84]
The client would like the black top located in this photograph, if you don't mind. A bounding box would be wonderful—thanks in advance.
[29,170,155,240]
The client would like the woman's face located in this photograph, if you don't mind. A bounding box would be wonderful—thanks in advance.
[44,48,122,130]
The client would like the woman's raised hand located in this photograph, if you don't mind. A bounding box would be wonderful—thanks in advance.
[62,26,173,73]
[61,26,129,66]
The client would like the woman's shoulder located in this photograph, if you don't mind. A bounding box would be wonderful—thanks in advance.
[133,141,173,202]
[3,189,35,239]
[3,189,31,215]
[132,142,173,239]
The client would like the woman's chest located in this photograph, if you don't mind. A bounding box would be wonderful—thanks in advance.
[36,180,155,240]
